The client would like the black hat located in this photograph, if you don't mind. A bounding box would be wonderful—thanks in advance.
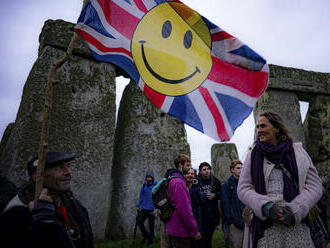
[27,150,75,176]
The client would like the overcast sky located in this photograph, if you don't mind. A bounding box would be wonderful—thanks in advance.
[0,0,329,168]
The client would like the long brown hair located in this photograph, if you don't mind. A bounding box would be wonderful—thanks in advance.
[259,111,292,143]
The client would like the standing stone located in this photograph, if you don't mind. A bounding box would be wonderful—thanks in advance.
[254,89,305,144]
[304,95,330,178]
[211,143,239,183]
[107,81,190,239]
[0,20,116,239]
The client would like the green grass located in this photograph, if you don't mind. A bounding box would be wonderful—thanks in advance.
[95,236,160,248]
[96,229,226,247]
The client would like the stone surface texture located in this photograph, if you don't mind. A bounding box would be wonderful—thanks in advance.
[303,95,330,178]
[211,143,239,183]
[107,81,190,239]
[268,64,330,99]
[0,20,116,240]
[38,19,92,59]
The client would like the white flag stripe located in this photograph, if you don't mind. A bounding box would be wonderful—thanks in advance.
[88,43,133,61]
[141,0,157,11]
[206,89,233,137]
[212,38,243,57]
[211,39,242,65]
[187,90,219,141]
[112,0,145,19]
[202,79,258,107]
[224,38,244,53]
[211,42,226,61]
[261,64,269,73]
[226,53,265,71]
[161,96,174,113]
[75,23,131,51]
[138,78,145,91]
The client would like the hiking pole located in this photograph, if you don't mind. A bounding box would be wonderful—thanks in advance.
[34,0,88,201]
[133,210,140,240]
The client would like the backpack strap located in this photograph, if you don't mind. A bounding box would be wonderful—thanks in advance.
[152,178,166,195]
[166,175,180,183]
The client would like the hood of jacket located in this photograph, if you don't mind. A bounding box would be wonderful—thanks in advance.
[164,168,183,178]
[145,172,155,181]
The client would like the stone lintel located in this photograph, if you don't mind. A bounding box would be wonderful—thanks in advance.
[268,64,330,98]
[38,19,129,78]
[38,19,92,59]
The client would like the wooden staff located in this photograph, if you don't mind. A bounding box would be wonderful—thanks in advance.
[34,0,87,201]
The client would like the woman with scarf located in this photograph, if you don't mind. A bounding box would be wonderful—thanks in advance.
[238,111,322,248]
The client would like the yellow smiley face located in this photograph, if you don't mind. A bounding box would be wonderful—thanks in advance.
[131,2,212,96]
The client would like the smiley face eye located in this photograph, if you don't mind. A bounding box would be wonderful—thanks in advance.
[162,20,172,38]
[184,30,192,49]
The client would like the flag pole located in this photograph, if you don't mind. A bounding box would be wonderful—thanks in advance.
[34,0,88,202]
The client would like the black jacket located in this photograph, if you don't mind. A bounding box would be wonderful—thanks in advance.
[198,175,221,226]
[0,177,17,212]
[0,182,93,248]
[220,175,245,229]
[189,184,203,233]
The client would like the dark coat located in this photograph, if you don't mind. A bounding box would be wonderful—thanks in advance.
[0,182,93,248]
[198,175,221,226]
[221,175,245,229]
[136,172,157,211]
[189,184,203,233]
[0,176,17,212]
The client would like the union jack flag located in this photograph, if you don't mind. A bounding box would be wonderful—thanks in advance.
[75,0,268,141]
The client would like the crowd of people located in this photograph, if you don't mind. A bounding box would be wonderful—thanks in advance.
[136,111,329,248]
[0,111,329,248]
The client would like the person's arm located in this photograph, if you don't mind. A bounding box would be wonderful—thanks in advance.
[214,178,221,200]
[284,147,322,223]
[25,200,73,248]
[237,150,273,220]
[25,188,73,248]
[220,182,232,225]
[136,184,144,209]
[170,179,199,237]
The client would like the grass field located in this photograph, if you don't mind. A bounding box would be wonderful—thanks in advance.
[95,229,226,248]
[95,224,330,248]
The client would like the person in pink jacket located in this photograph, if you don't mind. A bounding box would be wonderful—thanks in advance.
[238,111,322,248]
[165,154,201,248]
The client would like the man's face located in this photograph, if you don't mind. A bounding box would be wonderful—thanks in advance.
[182,161,191,174]
[42,162,72,192]
[146,176,153,183]
[231,164,242,178]
[200,166,211,179]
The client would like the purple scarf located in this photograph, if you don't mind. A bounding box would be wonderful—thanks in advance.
[250,139,299,248]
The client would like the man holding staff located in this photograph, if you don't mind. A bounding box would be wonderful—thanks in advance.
[0,150,94,248]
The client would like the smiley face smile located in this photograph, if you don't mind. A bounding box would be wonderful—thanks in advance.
[139,40,200,84]
[131,2,212,96]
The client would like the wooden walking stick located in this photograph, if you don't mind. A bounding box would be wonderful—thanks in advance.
[34,0,88,201]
